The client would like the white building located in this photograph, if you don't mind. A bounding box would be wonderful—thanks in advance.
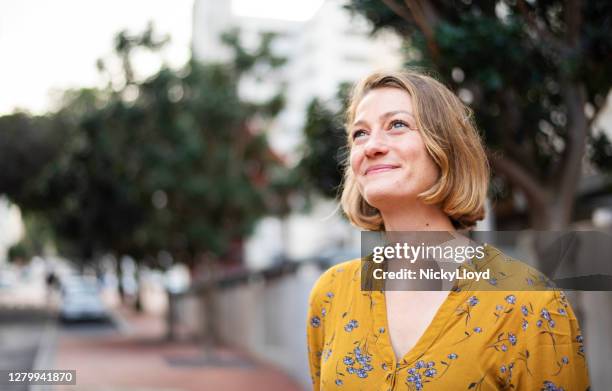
[275,0,402,158]
[192,1,301,109]
[192,0,403,268]
[0,197,24,263]
[193,0,402,158]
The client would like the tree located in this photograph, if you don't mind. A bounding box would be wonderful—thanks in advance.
[295,98,347,199]
[0,112,69,262]
[344,0,612,229]
[0,113,66,211]
[0,25,291,275]
[7,213,55,263]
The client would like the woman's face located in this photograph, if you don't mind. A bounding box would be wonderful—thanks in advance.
[349,87,440,209]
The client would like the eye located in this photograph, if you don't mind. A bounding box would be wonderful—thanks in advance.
[389,120,409,129]
[352,129,367,140]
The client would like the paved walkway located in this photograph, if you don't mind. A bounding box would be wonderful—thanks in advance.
[54,307,304,391]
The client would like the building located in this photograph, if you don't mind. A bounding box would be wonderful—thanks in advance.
[0,197,24,264]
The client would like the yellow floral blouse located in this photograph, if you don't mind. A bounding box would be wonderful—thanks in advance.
[306,245,590,390]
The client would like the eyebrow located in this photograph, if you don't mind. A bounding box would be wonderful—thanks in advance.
[352,110,415,128]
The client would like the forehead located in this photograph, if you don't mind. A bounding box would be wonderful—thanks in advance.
[354,87,413,120]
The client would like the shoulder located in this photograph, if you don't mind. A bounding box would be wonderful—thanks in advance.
[462,244,554,290]
[308,258,361,307]
[518,289,580,337]
[461,245,580,333]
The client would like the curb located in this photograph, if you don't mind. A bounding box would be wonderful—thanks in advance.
[29,317,58,391]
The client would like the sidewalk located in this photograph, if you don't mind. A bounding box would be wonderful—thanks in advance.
[54,307,304,391]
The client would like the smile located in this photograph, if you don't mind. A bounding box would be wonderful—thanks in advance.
[365,165,399,175]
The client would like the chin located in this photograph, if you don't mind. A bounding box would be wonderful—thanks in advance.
[363,188,406,208]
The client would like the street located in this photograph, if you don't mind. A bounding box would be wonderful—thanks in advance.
[0,309,52,391]
[0,306,303,391]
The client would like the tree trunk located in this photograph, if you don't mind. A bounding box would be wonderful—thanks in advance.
[190,253,222,352]
[201,282,219,353]
[116,256,126,304]
[133,261,143,312]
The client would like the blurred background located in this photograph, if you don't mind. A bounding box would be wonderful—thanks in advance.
[0,0,611,390]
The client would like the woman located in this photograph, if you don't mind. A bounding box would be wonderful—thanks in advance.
[306,70,590,390]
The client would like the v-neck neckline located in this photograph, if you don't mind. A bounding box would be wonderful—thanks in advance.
[374,286,468,368]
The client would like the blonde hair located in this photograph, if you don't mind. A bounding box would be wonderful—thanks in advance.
[340,69,489,230]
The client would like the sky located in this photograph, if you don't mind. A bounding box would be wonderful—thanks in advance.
[0,0,324,116]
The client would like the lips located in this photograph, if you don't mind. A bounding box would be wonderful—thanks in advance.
[365,164,399,175]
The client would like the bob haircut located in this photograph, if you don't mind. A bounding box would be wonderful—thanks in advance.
[340,69,490,230]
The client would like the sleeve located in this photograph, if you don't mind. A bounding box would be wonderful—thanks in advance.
[513,290,590,391]
[306,275,326,391]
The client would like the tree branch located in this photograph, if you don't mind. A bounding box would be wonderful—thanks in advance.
[487,148,548,209]
[565,0,582,47]
[547,0,586,227]
[380,0,441,63]
[554,84,588,227]
[381,0,413,23]
[403,0,441,61]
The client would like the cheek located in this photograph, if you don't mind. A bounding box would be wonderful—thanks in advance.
[423,157,440,186]
[401,138,439,182]
[398,138,425,166]
[419,149,441,186]
[349,148,361,175]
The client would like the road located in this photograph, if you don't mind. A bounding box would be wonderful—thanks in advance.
[0,309,53,391]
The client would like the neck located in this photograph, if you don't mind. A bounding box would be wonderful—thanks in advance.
[379,200,455,232]
[378,201,463,291]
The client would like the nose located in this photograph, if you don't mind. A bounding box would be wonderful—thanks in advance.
[363,129,389,158]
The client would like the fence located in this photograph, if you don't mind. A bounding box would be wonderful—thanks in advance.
[167,260,322,389]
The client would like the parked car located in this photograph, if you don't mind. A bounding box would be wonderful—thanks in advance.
[0,268,16,290]
[60,277,109,322]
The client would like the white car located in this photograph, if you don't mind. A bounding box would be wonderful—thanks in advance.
[60,277,109,322]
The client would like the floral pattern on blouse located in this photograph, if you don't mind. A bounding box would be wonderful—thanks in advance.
[306,245,590,390]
